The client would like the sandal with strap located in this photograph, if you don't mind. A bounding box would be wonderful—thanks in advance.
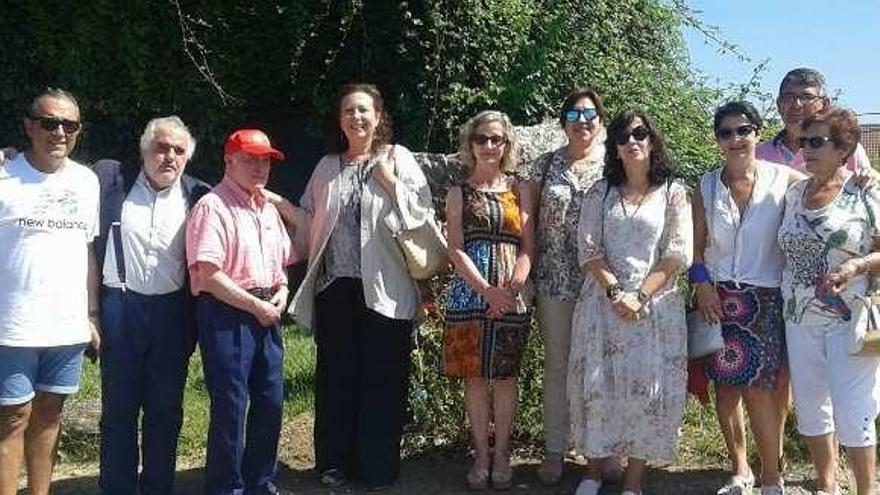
[466,465,489,491]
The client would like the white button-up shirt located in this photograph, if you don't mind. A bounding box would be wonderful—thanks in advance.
[102,171,189,294]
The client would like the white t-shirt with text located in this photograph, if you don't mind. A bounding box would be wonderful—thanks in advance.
[0,154,99,346]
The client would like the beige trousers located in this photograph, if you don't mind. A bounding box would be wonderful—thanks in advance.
[537,296,576,455]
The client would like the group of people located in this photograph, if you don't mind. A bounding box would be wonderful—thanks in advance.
[0,67,877,495]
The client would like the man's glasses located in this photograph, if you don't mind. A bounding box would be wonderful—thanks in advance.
[613,126,650,145]
[28,115,81,134]
[563,108,598,123]
[779,93,823,107]
[471,134,508,146]
[716,124,756,140]
[798,135,834,150]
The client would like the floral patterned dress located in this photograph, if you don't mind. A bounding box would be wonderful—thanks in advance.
[442,179,531,379]
[568,179,692,461]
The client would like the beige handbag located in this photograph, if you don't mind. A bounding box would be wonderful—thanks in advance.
[393,214,449,280]
[385,147,449,280]
[850,293,880,357]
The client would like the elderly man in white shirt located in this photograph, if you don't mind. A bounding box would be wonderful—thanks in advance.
[91,116,210,495]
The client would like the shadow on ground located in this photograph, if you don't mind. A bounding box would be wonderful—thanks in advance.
[42,459,818,495]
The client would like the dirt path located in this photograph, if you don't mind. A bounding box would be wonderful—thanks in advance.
[44,413,840,494]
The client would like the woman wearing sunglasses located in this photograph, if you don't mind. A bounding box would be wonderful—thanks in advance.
[528,88,610,485]
[778,108,880,495]
[569,110,691,495]
[692,101,805,495]
[442,110,534,490]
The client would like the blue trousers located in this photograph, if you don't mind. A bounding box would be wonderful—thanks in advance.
[99,288,194,495]
[197,294,283,495]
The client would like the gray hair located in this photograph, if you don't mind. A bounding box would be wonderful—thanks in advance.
[139,116,196,161]
[779,67,827,96]
[458,110,519,175]
[28,88,80,118]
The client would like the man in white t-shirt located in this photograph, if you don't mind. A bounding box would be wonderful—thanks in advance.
[0,89,100,495]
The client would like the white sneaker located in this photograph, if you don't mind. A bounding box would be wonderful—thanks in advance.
[717,473,755,495]
[574,478,601,495]
[621,491,642,495]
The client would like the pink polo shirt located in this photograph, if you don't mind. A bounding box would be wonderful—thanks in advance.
[756,131,872,173]
[186,176,293,295]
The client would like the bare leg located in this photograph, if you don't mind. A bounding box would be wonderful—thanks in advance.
[621,457,646,493]
[804,433,837,493]
[716,385,751,478]
[490,379,518,472]
[845,446,875,495]
[776,366,792,472]
[465,378,491,471]
[25,393,66,495]
[0,402,32,495]
[742,387,781,486]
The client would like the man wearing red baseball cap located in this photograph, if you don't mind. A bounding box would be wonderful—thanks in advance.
[185,129,294,495]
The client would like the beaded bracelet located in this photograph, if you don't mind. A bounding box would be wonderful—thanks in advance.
[688,263,711,284]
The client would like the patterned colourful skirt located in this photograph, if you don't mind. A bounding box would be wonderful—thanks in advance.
[706,281,786,389]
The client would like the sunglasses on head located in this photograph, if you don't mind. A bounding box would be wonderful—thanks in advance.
[798,135,834,150]
[29,115,81,134]
[563,108,598,123]
[613,126,650,145]
[471,134,508,146]
[715,124,756,140]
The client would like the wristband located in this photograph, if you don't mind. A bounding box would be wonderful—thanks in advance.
[688,263,711,284]
[605,283,623,302]
[637,290,650,304]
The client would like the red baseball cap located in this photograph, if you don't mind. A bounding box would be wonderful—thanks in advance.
[224,129,285,162]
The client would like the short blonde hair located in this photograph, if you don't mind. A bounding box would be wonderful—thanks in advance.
[457,110,519,175]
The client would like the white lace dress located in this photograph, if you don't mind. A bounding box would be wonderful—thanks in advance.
[568,179,692,461]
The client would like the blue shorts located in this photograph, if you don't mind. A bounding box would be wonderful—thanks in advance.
[0,344,87,405]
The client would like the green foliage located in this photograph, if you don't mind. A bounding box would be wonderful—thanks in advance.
[1,0,737,188]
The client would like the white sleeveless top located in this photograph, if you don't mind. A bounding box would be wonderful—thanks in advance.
[701,160,788,287]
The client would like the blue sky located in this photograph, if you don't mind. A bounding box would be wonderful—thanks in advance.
[682,1,880,124]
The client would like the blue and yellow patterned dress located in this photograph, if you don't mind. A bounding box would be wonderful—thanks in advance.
[442,179,531,379]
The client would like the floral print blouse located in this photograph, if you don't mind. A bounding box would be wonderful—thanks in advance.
[529,146,604,301]
[779,176,880,326]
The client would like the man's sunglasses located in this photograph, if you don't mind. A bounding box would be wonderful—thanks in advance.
[471,134,508,146]
[29,115,81,134]
[715,124,756,140]
[798,135,834,150]
[613,126,650,145]
[563,108,598,123]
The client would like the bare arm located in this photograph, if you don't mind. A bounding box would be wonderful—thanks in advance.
[508,180,534,291]
[87,243,102,355]
[445,186,514,315]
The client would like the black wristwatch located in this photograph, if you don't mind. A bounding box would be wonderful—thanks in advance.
[636,289,650,304]
[606,283,624,301]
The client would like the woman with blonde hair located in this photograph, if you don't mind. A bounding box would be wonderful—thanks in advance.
[442,110,534,490]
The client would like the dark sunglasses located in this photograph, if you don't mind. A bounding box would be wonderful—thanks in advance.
[798,135,834,150]
[471,134,508,146]
[715,124,756,140]
[614,126,650,145]
[563,108,598,123]
[29,115,81,134]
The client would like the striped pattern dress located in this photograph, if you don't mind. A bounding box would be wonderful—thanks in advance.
[442,180,531,379]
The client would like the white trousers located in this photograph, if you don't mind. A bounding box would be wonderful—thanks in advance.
[786,321,880,447]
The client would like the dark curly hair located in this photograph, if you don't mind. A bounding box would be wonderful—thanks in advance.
[604,109,675,187]
[328,83,393,154]
[713,100,763,134]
